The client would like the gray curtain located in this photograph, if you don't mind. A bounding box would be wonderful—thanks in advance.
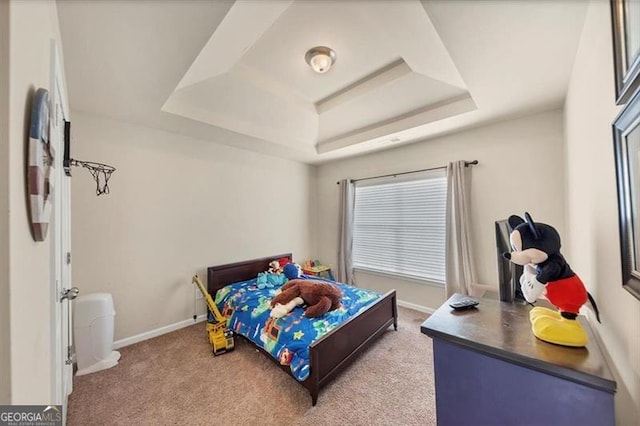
[445,161,477,297]
[337,179,355,285]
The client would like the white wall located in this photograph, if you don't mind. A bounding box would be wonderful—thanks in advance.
[70,113,315,341]
[7,0,65,404]
[564,1,640,423]
[316,110,566,310]
[0,0,11,406]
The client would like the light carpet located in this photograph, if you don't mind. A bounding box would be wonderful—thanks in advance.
[67,307,435,425]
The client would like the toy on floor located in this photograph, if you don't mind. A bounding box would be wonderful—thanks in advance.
[270,279,342,318]
[191,275,235,355]
[502,212,600,347]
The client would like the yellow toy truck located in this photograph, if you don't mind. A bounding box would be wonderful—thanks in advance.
[192,275,234,356]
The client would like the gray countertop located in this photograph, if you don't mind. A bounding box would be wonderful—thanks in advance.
[421,293,616,393]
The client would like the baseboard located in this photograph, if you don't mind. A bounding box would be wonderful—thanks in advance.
[114,302,434,349]
[113,314,207,350]
[397,299,436,315]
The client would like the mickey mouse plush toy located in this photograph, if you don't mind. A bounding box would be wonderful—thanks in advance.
[503,212,600,347]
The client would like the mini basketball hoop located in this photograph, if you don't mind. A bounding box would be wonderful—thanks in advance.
[70,159,116,196]
[64,121,116,196]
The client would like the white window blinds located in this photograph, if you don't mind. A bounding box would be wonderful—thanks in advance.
[352,169,447,285]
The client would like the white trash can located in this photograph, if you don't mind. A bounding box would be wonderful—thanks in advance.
[74,293,121,376]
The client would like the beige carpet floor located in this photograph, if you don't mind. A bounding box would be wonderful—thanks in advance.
[67,307,435,426]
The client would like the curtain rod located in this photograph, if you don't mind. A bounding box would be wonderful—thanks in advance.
[336,160,478,185]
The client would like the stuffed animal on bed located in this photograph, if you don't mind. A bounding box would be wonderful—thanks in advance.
[268,257,292,274]
[256,272,287,289]
[503,212,600,347]
[283,263,303,280]
[256,272,272,290]
[268,260,281,274]
[270,279,342,319]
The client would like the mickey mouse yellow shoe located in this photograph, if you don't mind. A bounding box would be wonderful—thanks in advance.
[531,315,588,347]
[529,306,561,322]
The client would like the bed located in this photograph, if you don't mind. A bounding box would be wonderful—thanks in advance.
[207,253,398,405]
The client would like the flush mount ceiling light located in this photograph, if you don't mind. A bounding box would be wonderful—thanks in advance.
[305,46,336,74]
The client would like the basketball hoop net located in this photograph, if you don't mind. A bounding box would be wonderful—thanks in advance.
[70,159,116,196]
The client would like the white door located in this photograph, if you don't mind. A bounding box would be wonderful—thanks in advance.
[49,39,74,415]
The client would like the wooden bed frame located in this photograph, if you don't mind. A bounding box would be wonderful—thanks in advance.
[207,253,398,405]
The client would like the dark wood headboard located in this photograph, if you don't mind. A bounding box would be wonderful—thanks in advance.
[207,253,292,296]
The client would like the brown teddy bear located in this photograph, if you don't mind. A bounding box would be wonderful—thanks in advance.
[270,279,342,318]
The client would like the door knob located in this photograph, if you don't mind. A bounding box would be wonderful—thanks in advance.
[60,287,80,302]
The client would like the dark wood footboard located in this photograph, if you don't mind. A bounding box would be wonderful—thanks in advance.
[304,290,397,405]
[207,254,398,406]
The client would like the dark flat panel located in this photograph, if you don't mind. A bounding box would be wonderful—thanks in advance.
[433,339,614,426]
[421,294,616,393]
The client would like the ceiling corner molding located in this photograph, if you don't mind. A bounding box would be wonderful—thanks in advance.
[315,93,477,154]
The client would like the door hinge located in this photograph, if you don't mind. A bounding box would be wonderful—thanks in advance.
[66,252,71,265]
[65,345,75,365]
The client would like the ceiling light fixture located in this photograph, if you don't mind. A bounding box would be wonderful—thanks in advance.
[305,46,336,74]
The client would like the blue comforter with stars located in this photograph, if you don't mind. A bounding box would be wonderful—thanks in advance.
[214,275,381,382]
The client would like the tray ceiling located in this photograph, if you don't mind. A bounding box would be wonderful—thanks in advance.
[57,0,589,163]
[162,0,473,153]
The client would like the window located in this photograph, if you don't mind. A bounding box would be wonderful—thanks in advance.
[352,169,447,285]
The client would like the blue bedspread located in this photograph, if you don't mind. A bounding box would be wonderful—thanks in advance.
[214,275,381,381]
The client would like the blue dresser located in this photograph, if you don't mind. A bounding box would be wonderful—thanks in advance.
[421,294,616,426]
